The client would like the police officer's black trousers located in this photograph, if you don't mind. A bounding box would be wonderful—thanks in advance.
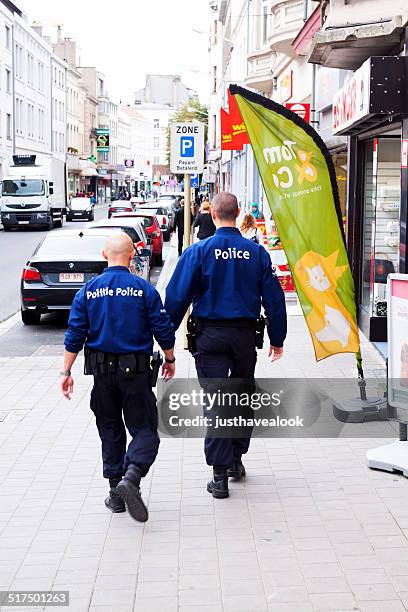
[90,371,160,480]
[195,324,257,468]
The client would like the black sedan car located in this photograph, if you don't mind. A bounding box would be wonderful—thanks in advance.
[20,228,150,325]
[66,197,95,221]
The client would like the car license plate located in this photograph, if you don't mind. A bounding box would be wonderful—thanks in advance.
[19,221,29,224]
[74,213,82,216]
[59,273,84,283]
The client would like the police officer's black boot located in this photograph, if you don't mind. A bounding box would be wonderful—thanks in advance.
[207,466,229,499]
[116,464,148,522]
[227,457,246,480]
[105,478,126,513]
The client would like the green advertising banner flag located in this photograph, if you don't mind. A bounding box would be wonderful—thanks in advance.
[230,85,360,362]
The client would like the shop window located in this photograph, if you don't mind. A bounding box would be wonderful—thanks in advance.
[362,137,400,320]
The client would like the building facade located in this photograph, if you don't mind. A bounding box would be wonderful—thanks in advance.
[308,0,408,344]
[12,14,54,164]
[0,1,14,178]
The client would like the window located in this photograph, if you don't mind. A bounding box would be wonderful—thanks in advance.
[262,1,269,45]
[6,113,11,140]
[154,156,159,165]
[153,137,159,148]
[212,20,218,45]
[212,114,217,149]
[153,118,159,129]
[6,69,11,93]
[38,61,44,91]
[212,65,217,94]
[5,25,10,49]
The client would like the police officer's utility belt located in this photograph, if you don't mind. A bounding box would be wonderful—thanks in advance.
[186,316,266,353]
[84,347,149,378]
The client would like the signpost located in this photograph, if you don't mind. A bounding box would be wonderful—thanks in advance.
[170,122,205,348]
[190,173,200,188]
[170,122,205,251]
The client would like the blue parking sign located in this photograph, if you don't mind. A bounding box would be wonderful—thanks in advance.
[191,173,199,188]
[180,136,194,158]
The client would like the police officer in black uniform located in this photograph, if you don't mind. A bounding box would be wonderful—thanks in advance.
[165,192,287,499]
[61,233,176,522]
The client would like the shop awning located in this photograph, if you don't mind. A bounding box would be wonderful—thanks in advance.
[80,168,99,177]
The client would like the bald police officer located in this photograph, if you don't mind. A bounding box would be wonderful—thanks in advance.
[165,192,287,499]
[61,233,175,522]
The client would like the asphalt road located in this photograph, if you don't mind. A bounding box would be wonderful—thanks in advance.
[0,203,167,323]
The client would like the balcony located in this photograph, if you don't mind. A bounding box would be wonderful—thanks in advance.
[246,49,274,94]
[309,0,408,69]
[268,0,305,57]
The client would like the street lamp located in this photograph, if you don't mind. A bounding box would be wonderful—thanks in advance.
[187,107,208,116]
[192,27,235,46]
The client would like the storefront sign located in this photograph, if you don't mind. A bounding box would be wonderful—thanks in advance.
[285,103,310,124]
[124,159,134,168]
[96,128,110,152]
[332,60,370,135]
[388,274,408,410]
[332,56,404,136]
[278,70,293,103]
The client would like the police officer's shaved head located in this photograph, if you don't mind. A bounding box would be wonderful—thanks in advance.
[211,192,239,223]
[103,233,134,266]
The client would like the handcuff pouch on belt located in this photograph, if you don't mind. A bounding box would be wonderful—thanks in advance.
[186,316,203,355]
[84,348,150,379]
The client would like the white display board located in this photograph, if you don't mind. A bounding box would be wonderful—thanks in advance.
[388,273,408,410]
[170,123,204,175]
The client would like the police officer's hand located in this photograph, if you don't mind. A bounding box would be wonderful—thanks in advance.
[269,345,283,362]
[61,375,74,400]
[162,361,175,381]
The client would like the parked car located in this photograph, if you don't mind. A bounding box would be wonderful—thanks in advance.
[137,205,172,241]
[156,198,179,230]
[20,228,151,325]
[108,201,134,218]
[86,218,151,278]
[112,212,164,266]
[66,197,95,221]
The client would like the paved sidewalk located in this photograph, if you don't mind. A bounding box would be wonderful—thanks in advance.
[1,239,408,612]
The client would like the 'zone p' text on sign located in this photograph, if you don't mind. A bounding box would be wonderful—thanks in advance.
[170,123,205,174]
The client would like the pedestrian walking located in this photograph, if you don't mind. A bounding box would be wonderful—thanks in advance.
[249,202,264,221]
[165,192,287,499]
[174,198,193,256]
[60,233,176,522]
[192,201,216,240]
[240,212,262,243]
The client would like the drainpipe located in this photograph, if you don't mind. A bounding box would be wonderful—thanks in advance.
[303,0,308,22]
[11,23,16,155]
[244,0,251,209]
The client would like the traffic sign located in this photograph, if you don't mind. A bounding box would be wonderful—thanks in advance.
[285,103,311,124]
[170,123,204,174]
[190,173,200,188]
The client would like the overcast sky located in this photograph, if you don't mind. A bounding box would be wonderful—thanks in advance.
[19,0,210,104]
